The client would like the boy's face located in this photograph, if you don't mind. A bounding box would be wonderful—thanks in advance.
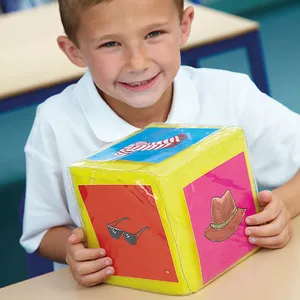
[61,0,193,109]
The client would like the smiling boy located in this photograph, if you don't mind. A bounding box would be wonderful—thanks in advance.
[20,0,300,287]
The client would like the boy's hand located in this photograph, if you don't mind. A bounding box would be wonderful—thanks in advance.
[66,228,115,287]
[245,190,293,249]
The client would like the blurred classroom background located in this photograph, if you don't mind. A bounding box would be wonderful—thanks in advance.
[0,0,299,288]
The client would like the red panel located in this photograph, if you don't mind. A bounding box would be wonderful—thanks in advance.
[79,184,178,282]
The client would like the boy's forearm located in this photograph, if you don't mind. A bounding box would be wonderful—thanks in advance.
[38,226,73,264]
[273,170,300,219]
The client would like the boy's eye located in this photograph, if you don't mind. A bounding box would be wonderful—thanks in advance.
[100,41,120,48]
[146,31,162,39]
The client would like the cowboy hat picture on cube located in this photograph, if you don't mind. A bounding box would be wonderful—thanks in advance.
[69,123,260,295]
[204,189,246,242]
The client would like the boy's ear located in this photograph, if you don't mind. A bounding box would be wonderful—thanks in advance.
[180,6,194,47]
[57,36,87,68]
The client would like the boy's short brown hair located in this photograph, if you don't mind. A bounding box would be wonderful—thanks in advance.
[58,0,184,44]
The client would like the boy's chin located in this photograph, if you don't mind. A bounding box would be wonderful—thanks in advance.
[100,90,159,108]
[122,99,160,109]
[117,93,162,109]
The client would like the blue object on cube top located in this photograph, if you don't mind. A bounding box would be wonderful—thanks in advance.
[88,127,219,164]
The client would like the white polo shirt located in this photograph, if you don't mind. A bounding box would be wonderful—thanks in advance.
[20,66,300,270]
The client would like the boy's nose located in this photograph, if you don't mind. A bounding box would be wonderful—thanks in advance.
[127,46,150,73]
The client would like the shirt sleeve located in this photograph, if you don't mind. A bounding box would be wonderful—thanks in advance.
[234,74,300,188]
[20,106,75,253]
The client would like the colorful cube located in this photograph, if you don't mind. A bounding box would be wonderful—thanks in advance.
[69,124,260,295]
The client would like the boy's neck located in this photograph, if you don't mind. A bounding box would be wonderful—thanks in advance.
[99,85,173,129]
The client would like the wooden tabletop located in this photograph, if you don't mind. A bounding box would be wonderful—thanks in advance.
[1,216,299,300]
[0,1,258,100]
[0,3,82,100]
[184,2,258,50]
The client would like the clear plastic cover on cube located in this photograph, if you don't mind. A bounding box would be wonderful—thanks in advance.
[69,123,260,295]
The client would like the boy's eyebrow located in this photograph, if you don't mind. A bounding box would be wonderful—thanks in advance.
[143,21,170,31]
[91,21,170,43]
[91,34,121,44]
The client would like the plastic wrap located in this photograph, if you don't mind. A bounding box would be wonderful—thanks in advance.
[69,123,260,295]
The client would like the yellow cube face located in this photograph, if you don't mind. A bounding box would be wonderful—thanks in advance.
[70,124,260,295]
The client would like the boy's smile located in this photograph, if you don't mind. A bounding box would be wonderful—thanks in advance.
[118,72,161,92]
[58,0,194,127]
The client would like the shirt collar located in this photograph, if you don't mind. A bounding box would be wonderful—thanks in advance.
[74,67,201,143]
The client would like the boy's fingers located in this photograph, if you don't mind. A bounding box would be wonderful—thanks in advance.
[68,244,106,262]
[245,210,287,237]
[248,224,292,249]
[246,194,282,225]
[68,228,86,244]
[80,267,115,287]
[73,257,113,276]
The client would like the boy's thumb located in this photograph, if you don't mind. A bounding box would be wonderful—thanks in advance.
[68,228,86,245]
[258,190,273,206]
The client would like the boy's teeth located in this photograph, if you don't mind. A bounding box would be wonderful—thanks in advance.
[127,79,151,86]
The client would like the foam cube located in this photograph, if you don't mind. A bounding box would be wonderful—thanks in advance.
[69,124,260,295]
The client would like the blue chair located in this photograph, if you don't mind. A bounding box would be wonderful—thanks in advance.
[181,0,270,95]
[1,0,20,12]
[1,0,54,13]
[19,194,54,278]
